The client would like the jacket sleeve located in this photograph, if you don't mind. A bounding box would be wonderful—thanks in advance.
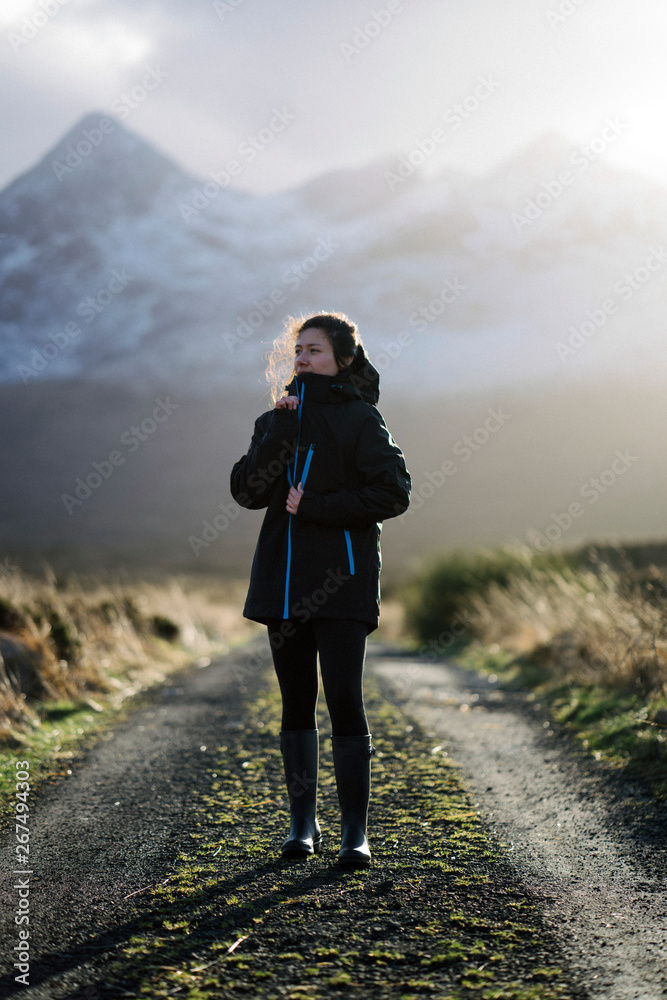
[230,407,298,510]
[296,411,411,528]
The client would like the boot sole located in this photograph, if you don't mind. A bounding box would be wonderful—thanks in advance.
[281,839,322,859]
[337,853,371,867]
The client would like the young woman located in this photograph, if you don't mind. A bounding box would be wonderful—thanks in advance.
[230,312,411,865]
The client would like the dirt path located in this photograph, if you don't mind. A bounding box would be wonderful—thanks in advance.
[0,638,249,1000]
[373,650,667,1000]
[1,637,665,999]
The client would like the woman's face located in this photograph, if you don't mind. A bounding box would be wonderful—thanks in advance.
[294,328,353,376]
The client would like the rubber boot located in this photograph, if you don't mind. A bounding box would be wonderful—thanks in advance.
[331,734,375,866]
[279,729,322,858]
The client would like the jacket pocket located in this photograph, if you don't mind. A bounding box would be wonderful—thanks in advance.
[343,528,355,576]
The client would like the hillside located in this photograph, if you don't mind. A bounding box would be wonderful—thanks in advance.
[1,113,666,571]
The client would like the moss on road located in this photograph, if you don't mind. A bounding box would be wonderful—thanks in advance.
[101,662,586,1000]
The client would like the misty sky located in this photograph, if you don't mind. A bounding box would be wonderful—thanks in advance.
[0,0,665,194]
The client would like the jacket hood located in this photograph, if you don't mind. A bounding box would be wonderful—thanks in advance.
[283,344,380,405]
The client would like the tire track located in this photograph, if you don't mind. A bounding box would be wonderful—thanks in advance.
[372,649,667,1000]
[2,637,665,999]
[0,637,255,1000]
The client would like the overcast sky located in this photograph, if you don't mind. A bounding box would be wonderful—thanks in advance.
[1,0,665,195]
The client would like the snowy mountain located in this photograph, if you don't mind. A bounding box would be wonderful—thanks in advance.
[2,113,667,399]
[2,113,667,573]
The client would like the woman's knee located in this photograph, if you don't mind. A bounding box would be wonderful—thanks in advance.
[329,701,369,737]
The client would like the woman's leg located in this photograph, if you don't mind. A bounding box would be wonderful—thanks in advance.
[314,618,369,737]
[265,618,319,730]
[265,618,321,856]
[314,618,374,865]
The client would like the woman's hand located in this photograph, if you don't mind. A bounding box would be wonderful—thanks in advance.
[286,481,304,515]
[275,395,300,410]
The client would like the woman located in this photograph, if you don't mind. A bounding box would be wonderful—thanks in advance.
[230,312,411,865]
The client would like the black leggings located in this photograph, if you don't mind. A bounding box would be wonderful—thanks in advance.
[265,618,369,737]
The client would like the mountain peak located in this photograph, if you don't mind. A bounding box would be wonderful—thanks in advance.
[46,111,182,183]
[53,111,172,165]
[64,109,122,135]
[0,111,197,235]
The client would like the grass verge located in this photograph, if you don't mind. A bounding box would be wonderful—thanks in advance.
[0,559,260,811]
[396,542,667,799]
[0,640,221,812]
[98,660,586,1000]
[455,642,667,799]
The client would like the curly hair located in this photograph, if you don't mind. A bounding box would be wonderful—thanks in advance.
[264,312,363,406]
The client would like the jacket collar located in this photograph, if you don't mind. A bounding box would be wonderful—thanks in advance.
[283,350,380,406]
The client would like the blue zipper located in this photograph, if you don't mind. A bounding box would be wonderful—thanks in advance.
[344,529,355,575]
[284,379,318,618]
[301,443,315,486]
[286,380,305,490]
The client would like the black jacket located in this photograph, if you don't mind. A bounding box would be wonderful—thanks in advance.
[230,351,411,633]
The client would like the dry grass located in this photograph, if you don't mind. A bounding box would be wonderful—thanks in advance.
[0,557,258,740]
[460,555,667,702]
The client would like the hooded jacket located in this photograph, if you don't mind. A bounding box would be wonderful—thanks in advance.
[230,347,412,634]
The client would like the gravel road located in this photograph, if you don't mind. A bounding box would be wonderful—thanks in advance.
[0,637,250,1000]
[1,636,666,999]
[373,650,667,1000]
